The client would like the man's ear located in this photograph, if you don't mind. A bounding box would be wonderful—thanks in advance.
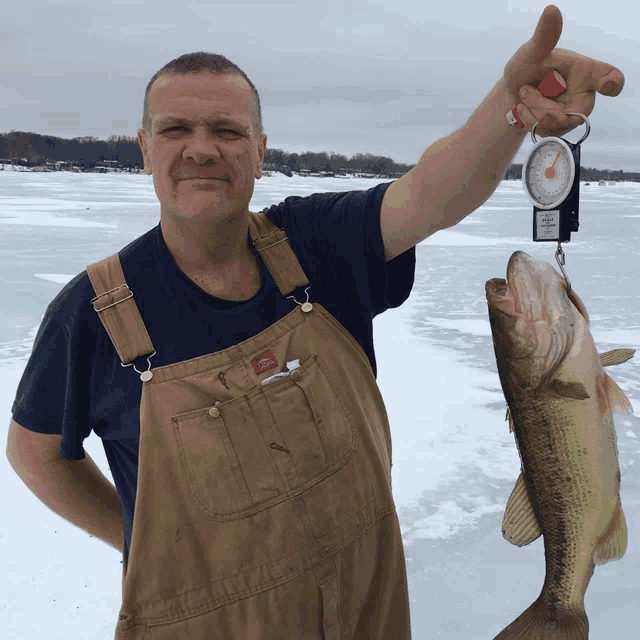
[137,129,152,175]
[255,134,267,179]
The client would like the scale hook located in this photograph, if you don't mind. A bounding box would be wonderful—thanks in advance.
[555,243,572,292]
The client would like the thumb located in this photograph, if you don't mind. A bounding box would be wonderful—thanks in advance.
[526,5,563,63]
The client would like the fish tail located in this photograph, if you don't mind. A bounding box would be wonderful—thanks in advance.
[494,598,588,639]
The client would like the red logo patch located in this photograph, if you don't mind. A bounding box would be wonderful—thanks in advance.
[251,352,279,375]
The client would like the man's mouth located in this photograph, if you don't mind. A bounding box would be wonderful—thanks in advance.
[182,177,224,181]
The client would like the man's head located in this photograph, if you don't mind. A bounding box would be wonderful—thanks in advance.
[137,53,267,226]
[141,53,263,136]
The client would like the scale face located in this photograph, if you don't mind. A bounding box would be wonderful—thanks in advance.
[521,112,590,243]
[523,137,575,209]
[518,108,590,289]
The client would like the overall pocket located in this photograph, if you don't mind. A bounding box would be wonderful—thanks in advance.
[171,353,357,520]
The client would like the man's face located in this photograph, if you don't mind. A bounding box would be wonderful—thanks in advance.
[137,72,267,224]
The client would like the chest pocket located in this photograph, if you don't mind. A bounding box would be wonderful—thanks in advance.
[171,353,357,520]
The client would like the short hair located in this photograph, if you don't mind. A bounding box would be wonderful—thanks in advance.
[141,52,263,135]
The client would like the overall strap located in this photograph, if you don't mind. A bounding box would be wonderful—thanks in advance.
[248,210,310,295]
[86,213,305,364]
[87,255,155,365]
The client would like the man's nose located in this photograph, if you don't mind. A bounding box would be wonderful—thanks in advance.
[182,128,222,164]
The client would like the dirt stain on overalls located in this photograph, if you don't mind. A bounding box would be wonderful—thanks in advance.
[87,212,411,639]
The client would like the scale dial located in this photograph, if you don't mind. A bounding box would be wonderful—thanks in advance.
[523,137,575,209]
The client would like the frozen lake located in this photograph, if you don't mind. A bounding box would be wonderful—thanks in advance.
[2,170,639,638]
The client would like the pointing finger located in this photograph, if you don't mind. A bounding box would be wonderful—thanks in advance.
[551,48,625,96]
[597,68,625,97]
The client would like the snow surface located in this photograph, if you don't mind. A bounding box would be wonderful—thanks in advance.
[2,171,639,638]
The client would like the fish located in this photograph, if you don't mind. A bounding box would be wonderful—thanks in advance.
[485,250,635,640]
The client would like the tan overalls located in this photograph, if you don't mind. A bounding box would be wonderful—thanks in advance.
[87,211,411,639]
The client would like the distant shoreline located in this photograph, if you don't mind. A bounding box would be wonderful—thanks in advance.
[1,163,399,180]
[3,131,639,183]
[1,163,638,185]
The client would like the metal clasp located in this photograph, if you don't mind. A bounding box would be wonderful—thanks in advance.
[287,286,313,313]
[91,284,133,312]
[122,351,156,382]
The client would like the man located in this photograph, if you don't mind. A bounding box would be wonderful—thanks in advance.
[6,5,624,639]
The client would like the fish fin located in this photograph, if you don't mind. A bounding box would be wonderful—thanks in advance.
[506,407,515,434]
[494,598,588,639]
[593,498,628,565]
[602,372,634,414]
[550,379,590,400]
[502,471,542,546]
[600,348,635,367]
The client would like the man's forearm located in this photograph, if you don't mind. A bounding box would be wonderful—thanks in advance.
[13,452,124,553]
[414,76,528,230]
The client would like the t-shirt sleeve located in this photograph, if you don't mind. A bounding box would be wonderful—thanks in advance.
[363,181,416,313]
[11,305,92,461]
[264,181,415,317]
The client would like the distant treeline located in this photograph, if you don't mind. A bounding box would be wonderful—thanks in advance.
[261,149,413,177]
[1,130,639,182]
[504,163,640,183]
[0,131,415,178]
[1,131,143,173]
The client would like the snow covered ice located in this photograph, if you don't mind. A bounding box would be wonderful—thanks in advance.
[2,170,639,638]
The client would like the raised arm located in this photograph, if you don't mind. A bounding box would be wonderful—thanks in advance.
[380,4,624,261]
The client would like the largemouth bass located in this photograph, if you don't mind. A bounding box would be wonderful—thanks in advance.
[485,251,634,640]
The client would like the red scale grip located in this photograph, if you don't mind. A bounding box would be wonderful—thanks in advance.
[507,70,566,129]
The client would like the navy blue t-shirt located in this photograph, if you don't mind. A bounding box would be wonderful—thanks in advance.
[12,181,415,556]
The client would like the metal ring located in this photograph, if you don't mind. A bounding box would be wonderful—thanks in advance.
[287,286,311,306]
[531,112,591,145]
[121,350,156,373]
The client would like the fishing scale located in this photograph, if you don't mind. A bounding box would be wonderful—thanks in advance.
[522,112,591,289]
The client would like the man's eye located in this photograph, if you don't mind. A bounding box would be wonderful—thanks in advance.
[161,126,241,136]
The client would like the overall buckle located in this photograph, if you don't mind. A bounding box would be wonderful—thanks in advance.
[91,284,133,312]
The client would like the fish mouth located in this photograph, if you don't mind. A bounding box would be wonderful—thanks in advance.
[485,277,519,317]
[486,251,537,316]
[486,278,508,297]
[504,250,589,323]
[487,251,587,324]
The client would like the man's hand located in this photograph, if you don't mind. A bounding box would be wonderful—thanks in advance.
[505,4,624,138]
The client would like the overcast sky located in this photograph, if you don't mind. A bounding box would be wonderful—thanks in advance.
[2,1,638,170]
